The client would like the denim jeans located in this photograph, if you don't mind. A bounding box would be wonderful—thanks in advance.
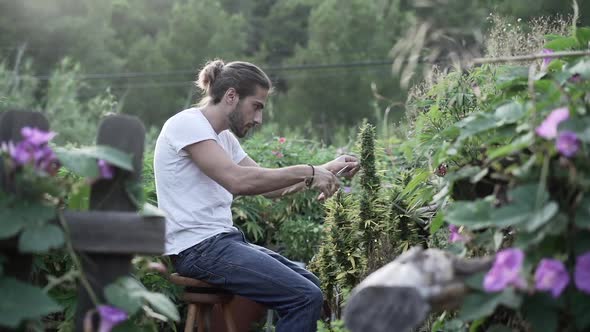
[174,229,323,332]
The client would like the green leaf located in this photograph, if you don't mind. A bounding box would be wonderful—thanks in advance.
[446,165,482,183]
[570,291,590,330]
[575,27,590,48]
[487,133,534,160]
[55,148,99,178]
[494,102,525,125]
[486,325,513,332]
[18,223,64,253]
[521,293,559,332]
[558,117,590,143]
[464,272,486,291]
[0,199,56,239]
[456,113,498,140]
[490,185,556,231]
[566,59,590,80]
[445,200,493,230]
[430,211,444,234]
[458,289,521,322]
[55,145,133,178]
[67,183,90,211]
[544,36,578,51]
[140,202,167,218]
[104,277,145,315]
[523,201,559,232]
[0,277,61,328]
[142,292,180,322]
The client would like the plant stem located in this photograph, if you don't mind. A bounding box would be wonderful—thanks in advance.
[57,210,100,306]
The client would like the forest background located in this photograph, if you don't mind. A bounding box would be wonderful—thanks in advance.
[2,0,588,146]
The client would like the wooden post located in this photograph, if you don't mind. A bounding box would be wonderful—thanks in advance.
[70,114,165,331]
[0,110,50,281]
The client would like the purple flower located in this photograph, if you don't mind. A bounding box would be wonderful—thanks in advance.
[534,258,570,298]
[569,73,583,84]
[574,252,590,294]
[536,107,570,139]
[541,49,554,71]
[98,159,114,179]
[21,127,56,146]
[97,305,128,332]
[484,248,527,292]
[10,141,34,165]
[556,131,580,157]
[449,224,463,243]
[343,186,352,193]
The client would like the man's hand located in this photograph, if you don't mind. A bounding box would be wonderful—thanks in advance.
[322,155,361,178]
[310,166,340,199]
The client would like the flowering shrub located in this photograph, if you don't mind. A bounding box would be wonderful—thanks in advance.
[428,27,590,331]
[0,126,178,330]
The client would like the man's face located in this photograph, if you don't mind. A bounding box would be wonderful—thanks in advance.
[228,86,268,138]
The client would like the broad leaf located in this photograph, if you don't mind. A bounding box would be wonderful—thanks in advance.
[544,36,578,51]
[429,211,444,234]
[55,145,133,178]
[521,293,559,332]
[104,277,145,315]
[494,102,525,125]
[558,117,590,143]
[0,277,61,328]
[456,113,498,140]
[140,202,167,218]
[566,59,590,80]
[487,133,534,160]
[142,292,180,322]
[445,200,493,230]
[458,289,522,321]
[575,27,590,48]
[523,201,559,232]
[0,199,55,239]
[18,223,64,253]
[570,291,590,330]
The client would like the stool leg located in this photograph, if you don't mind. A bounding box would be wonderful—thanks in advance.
[185,304,197,332]
[197,304,211,332]
[222,303,237,332]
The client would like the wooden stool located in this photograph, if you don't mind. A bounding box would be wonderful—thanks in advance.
[169,273,237,332]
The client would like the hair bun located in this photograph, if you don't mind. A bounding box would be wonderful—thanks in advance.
[196,59,225,92]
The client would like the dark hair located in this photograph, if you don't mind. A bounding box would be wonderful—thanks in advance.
[196,59,272,105]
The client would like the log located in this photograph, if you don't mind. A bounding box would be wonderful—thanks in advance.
[343,247,493,332]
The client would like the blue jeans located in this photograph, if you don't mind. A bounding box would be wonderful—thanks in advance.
[174,230,323,332]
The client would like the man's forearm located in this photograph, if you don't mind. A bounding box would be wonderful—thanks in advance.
[231,165,312,196]
[261,181,307,199]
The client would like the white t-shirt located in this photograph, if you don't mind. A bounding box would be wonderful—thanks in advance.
[153,108,247,255]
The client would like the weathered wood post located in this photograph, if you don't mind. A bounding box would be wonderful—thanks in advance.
[63,114,166,331]
[343,247,494,332]
[0,110,50,281]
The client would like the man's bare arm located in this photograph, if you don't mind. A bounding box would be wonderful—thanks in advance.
[238,156,307,199]
[184,140,337,197]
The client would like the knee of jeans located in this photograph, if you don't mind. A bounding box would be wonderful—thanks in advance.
[304,285,323,308]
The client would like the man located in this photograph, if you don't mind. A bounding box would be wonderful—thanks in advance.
[154,59,359,332]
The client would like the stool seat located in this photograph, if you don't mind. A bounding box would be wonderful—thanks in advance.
[169,273,219,288]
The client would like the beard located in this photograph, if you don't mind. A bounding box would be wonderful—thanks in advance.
[228,103,249,138]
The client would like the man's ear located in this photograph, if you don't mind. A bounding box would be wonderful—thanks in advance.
[225,88,239,105]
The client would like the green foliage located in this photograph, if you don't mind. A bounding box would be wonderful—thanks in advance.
[104,276,179,322]
[0,277,62,328]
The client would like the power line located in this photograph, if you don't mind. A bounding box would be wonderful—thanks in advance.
[29,60,394,81]
[89,65,395,91]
